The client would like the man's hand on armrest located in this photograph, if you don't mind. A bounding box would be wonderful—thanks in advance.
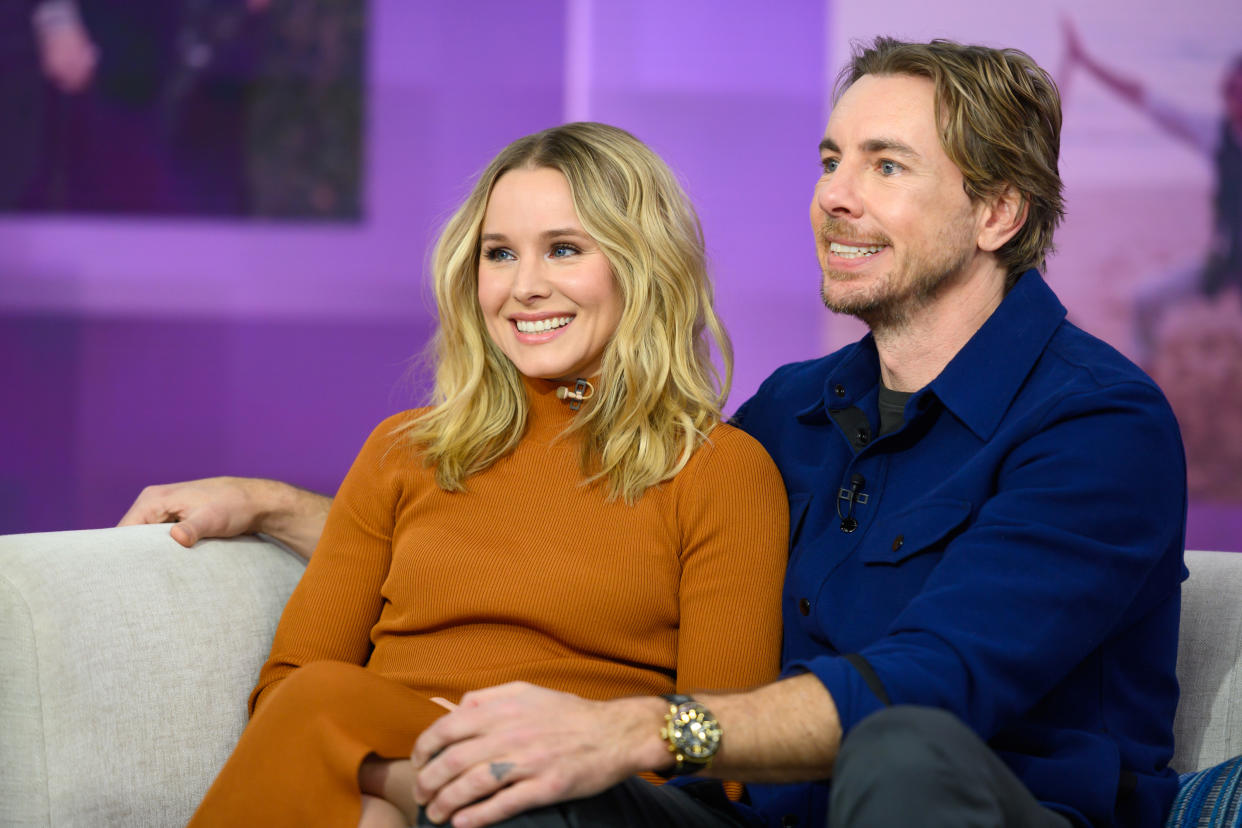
[117,476,331,561]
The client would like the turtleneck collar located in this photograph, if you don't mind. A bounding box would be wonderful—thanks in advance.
[521,375,596,441]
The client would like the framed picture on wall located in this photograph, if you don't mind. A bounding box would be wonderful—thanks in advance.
[0,0,367,220]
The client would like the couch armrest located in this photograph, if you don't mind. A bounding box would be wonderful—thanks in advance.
[0,525,305,827]
[1172,549,1242,774]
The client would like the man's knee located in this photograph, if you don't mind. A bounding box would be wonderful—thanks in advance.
[838,705,970,771]
[833,706,1039,828]
[832,706,988,817]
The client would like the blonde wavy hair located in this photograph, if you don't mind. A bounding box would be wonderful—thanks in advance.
[398,122,732,503]
[837,37,1066,287]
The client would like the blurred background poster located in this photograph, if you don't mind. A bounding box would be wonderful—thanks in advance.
[1,0,1239,552]
[0,0,365,219]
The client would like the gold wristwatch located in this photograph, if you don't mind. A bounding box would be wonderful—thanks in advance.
[657,694,722,777]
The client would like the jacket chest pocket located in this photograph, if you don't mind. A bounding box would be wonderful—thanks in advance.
[858,497,972,567]
[823,498,973,649]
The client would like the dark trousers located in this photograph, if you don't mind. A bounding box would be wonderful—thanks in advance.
[416,777,748,828]
[830,706,1073,828]
[421,706,1073,827]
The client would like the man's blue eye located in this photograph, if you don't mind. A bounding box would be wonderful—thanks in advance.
[821,158,839,173]
[880,160,900,175]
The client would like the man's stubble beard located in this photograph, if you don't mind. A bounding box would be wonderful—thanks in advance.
[816,216,975,333]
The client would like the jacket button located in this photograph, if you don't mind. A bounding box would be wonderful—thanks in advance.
[855,426,871,446]
[892,534,904,552]
[798,598,811,616]
[833,384,846,398]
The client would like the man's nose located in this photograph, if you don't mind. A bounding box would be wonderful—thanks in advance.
[815,164,863,218]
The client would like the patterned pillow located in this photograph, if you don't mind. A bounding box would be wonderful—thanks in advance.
[1165,756,1242,827]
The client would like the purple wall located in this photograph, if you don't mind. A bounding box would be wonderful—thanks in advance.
[578,0,829,409]
[0,314,430,533]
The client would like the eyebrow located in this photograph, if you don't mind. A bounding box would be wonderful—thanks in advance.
[819,136,923,160]
[480,228,590,243]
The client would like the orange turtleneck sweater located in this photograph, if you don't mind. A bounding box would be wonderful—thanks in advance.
[192,378,788,825]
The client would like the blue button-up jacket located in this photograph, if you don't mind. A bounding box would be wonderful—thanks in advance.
[736,271,1187,827]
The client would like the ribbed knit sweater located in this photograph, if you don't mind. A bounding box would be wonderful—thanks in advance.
[189,378,788,825]
[251,376,789,714]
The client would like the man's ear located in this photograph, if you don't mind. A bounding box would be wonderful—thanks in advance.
[977,184,1028,253]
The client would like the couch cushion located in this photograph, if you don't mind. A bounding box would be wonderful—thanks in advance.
[1173,550,1242,774]
[0,525,304,827]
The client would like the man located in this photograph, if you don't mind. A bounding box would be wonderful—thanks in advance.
[123,37,1186,827]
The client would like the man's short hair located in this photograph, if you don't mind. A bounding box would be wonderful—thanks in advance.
[836,37,1065,284]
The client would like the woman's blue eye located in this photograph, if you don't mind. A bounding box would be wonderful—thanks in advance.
[550,244,579,258]
[484,248,515,262]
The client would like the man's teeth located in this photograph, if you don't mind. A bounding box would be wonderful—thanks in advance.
[829,242,885,259]
[515,316,573,333]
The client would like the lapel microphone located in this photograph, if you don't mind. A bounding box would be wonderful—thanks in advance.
[837,473,868,533]
[556,378,595,410]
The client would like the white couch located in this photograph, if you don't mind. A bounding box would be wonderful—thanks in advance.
[1,526,1239,826]
[0,526,304,827]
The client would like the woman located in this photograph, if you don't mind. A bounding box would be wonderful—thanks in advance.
[187,122,787,826]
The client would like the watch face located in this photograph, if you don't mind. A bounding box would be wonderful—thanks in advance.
[669,704,721,759]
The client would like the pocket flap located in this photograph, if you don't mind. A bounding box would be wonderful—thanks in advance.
[859,497,971,564]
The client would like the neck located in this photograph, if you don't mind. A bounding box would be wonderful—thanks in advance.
[520,374,596,438]
[871,259,1007,392]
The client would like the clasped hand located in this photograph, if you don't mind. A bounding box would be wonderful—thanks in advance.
[411,682,654,828]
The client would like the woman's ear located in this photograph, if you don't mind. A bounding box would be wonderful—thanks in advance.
[977,184,1028,253]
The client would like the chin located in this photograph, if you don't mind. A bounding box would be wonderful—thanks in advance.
[516,362,583,382]
[822,276,884,312]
